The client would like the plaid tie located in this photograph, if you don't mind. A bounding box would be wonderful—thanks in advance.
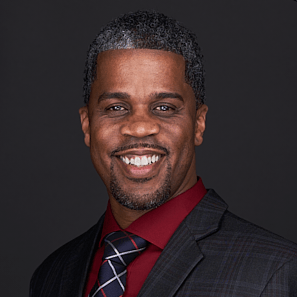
[89,231,148,297]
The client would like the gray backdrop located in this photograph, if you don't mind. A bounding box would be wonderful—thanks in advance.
[1,0,296,295]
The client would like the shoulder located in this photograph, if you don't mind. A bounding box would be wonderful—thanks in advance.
[30,221,102,297]
[219,211,297,292]
[222,210,297,258]
[183,190,297,294]
[203,209,297,292]
[200,206,297,268]
[34,223,98,271]
[196,189,297,260]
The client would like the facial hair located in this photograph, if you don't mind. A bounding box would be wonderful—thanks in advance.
[110,158,172,210]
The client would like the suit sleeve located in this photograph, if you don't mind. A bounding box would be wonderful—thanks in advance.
[260,258,297,297]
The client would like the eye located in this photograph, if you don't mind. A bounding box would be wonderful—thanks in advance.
[107,105,126,111]
[154,105,175,112]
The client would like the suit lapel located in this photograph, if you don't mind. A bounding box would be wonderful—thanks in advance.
[137,219,203,297]
[138,189,228,297]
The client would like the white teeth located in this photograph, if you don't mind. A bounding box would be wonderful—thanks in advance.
[120,154,162,167]
[135,156,141,166]
[141,156,148,166]
[125,157,129,164]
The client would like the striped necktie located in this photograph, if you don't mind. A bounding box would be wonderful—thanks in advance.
[89,231,148,297]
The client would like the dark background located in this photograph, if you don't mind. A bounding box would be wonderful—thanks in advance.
[1,0,296,295]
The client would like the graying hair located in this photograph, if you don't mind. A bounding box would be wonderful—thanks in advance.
[83,10,205,110]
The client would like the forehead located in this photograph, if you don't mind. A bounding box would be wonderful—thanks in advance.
[96,48,185,68]
[94,49,187,90]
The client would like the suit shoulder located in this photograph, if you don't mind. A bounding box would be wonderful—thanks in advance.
[221,210,297,258]
[30,223,100,296]
[41,223,98,265]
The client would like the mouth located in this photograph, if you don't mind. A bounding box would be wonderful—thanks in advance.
[115,153,166,178]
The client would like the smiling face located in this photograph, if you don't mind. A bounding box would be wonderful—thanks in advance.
[79,49,207,215]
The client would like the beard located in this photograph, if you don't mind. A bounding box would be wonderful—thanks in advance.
[109,158,172,210]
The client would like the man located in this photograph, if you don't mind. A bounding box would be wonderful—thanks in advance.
[30,11,297,297]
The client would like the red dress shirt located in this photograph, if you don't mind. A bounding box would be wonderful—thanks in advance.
[84,177,207,297]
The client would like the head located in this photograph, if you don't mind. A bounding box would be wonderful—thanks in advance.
[79,11,208,213]
[83,10,205,111]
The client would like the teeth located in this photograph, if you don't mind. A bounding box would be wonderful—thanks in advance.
[135,157,141,166]
[125,157,129,164]
[141,156,148,166]
[120,154,162,167]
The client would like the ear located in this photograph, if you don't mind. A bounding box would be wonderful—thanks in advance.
[79,106,91,147]
[194,104,208,146]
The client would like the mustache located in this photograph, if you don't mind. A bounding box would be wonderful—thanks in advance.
[111,143,169,156]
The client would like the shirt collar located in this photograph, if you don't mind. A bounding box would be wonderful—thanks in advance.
[99,177,207,249]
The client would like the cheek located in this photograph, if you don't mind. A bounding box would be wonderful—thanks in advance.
[165,120,195,157]
[90,118,117,148]
[89,124,113,165]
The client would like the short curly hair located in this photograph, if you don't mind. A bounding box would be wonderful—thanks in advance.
[83,10,205,110]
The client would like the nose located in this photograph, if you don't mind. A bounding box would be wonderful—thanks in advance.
[120,111,160,138]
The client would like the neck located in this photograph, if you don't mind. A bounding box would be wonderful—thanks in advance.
[109,198,150,229]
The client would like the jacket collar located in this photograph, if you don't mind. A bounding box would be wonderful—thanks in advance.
[137,189,228,297]
[184,189,228,241]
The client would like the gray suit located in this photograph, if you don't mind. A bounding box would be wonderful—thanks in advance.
[30,190,297,296]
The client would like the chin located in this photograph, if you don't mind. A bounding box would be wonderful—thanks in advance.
[109,157,172,210]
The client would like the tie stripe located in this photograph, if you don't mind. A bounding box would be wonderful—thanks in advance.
[105,239,127,266]
[89,231,148,297]
[108,260,125,291]
[105,247,146,260]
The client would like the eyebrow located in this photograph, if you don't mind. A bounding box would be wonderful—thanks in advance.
[98,92,130,103]
[150,92,184,102]
[97,91,184,103]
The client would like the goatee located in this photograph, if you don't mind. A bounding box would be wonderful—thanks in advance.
[110,159,172,210]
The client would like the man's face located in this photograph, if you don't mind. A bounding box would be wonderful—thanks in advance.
[79,49,207,210]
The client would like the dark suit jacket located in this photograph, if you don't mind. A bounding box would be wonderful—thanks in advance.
[30,190,297,296]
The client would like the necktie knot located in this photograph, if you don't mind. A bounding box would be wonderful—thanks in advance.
[103,231,147,267]
[89,231,148,297]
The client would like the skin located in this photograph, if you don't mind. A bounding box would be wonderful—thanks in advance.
[79,49,208,229]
